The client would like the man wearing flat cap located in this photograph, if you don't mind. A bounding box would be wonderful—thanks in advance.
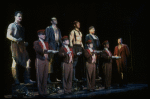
[33,29,56,97]
[101,40,112,89]
[58,36,82,94]
[84,40,99,92]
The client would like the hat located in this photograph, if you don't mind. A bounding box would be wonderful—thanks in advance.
[37,29,45,35]
[62,36,69,41]
[102,40,109,46]
[86,40,93,44]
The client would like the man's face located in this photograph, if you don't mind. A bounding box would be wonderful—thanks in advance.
[89,28,95,34]
[75,22,80,29]
[38,34,45,40]
[63,39,69,45]
[51,19,57,25]
[118,38,122,44]
[15,13,22,22]
[105,43,109,48]
[88,43,93,48]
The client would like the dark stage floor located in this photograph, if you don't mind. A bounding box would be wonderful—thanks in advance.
[4,83,148,98]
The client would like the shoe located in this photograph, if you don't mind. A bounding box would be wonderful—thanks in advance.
[56,78,61,82]
[24,79,36,84]
[73,78,78,81]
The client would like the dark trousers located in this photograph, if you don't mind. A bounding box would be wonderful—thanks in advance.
[116,60,128,86]
[86,62,96,90]
[35,58,48,95]
[62,62,73,93]
[102,63,112,88]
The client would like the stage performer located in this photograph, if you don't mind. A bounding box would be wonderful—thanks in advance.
[6,11,34,85]
[69,21,84,81]
[85,26,101,79]
[84,40,99,92]
[58,36,82,94]
[45,17,62,82]
[114,38,130,87]
[85,26,100,50]
[101,40,112,89]
[33,29,57,97]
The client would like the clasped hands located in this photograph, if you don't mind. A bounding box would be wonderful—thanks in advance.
[67,51,82,56]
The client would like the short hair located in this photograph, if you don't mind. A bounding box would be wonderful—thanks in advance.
[73,21,79,26]
[89,26,95,30]
[14,11,23,16]
[118,38,123,42]
[51,17,57,21]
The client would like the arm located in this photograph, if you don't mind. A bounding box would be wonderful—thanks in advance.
[101,52,110,60]
[69,30,74,47]
[125,45,130,57]
[33,41,48,55]
[45,27,49,42]
[58,47,68,58]
[80,33,84,48]
[84,49,92,59]
[85,35,89,49]
[114,46,117,56]
[6,23,18,42]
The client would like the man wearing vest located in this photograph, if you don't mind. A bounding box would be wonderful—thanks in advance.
[58,36,82,94]
[101,40,112,89]
[6,11,34,85]
[84,40,98,92]
[33,30,57,97]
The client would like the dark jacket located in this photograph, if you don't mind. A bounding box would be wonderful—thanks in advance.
[101,49,112,63]
[84,49,97,63]
[58,46,74,63]
[45,26,62,50]
[114,44,130,67]
[33,40,53,60]
[85,34,100,50]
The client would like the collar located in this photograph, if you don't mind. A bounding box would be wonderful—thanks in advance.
[89,48,93,52]
[104,48,108,51]
[64,45,70,50]
[39,38,44,42]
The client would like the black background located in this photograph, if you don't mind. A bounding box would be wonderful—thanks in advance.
[4,2,148,95]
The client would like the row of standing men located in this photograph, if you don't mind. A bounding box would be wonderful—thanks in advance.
[6,11,130,96]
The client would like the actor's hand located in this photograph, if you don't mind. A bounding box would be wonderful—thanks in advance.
[17,38,22,42]
[67,51,72,54]
[77,52,82,55]
[52,50,59,54]
[44,54,48,59]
